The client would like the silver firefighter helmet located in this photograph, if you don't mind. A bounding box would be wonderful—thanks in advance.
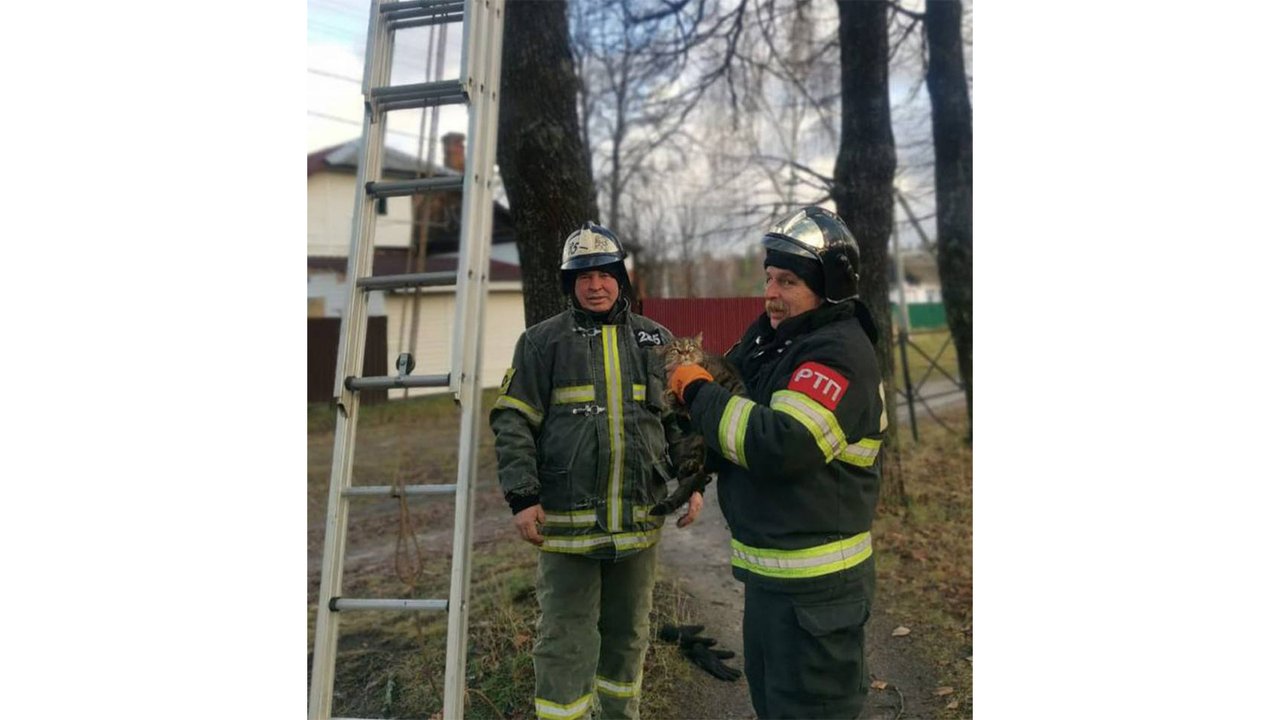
[560,221,628,294]
[762,206,861,303]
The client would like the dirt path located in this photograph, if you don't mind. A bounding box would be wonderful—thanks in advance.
[657,489,756,719]
[658,488,939,720]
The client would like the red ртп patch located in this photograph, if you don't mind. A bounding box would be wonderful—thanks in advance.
[788,362,848,410]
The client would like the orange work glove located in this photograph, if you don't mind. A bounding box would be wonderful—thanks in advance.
[669,364,714,405]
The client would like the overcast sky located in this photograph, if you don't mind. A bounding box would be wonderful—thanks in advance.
[308,0,470,158]
[306,0,945,250]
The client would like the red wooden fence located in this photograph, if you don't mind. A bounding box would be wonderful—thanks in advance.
[638,297,763,354]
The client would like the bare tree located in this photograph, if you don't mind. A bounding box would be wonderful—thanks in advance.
[497,0,601,327]
[570,0,712,289]
[924,0,972,429]
[831,0,899,447]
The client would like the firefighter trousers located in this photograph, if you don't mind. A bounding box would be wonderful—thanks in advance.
[742,558,875,719]
[533,546,658,720]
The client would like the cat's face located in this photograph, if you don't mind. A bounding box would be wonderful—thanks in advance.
[659,333,705,371]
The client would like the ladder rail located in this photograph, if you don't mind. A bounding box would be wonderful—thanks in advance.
[309,3,395,719]
[441,0,504,715]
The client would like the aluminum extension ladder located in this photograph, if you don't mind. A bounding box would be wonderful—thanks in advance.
[308,1,505,718]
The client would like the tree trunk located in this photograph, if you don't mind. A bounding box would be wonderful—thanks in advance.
[497,0,600,327]
[925,0,973,433]
[832,0,898,449]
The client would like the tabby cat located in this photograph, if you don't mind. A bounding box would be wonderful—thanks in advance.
[650,333,746,516]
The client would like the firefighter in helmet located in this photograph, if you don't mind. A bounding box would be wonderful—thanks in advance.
[668,206,886,718]
[491,222,707,719]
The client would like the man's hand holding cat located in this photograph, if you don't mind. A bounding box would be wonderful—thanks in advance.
[676,490,703,528]
[668,364,714,405]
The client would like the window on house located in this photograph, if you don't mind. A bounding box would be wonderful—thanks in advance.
[308,297,325,317]
[377,197,388,215]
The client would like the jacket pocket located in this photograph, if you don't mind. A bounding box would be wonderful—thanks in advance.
[537,468,572,509]
[537,411,594,476]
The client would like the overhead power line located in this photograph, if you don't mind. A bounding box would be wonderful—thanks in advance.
[309,110,445,143]
[308,67,361,84]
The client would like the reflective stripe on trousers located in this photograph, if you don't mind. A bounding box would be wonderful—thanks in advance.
[535,692,594,719]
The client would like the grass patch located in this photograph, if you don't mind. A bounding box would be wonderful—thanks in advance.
[308,390,507,559]
[896,328,961,390]
[875,411,973,717]
[308,389,502,434]
[309,388,699,717]
[309,533,698,719]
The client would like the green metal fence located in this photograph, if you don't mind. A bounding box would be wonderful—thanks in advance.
[890,302,948,330]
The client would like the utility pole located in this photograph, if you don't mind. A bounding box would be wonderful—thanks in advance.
[892,208,918,442]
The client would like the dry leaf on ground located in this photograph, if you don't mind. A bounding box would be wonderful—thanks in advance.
[933,686,954,696]
[871,680,888,690]
[891,626,911,637]
[946,700,959,709]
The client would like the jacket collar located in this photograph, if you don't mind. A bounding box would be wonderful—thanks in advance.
[751,300,852,346]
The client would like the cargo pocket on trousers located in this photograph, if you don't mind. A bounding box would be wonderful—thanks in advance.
[790,598,871,701]
[794,599,870,637]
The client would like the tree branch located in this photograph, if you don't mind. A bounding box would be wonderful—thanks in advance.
[887,1,925,22]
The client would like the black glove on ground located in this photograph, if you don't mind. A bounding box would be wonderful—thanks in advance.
[658,624,742,682]
[658,624,705,643]
[682,640,742,681]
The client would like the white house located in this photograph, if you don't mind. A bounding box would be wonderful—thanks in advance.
[890,248,944,305]
[308,135,527,397]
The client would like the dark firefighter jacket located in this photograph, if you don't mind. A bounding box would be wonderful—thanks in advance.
[490,300,678,560]
[687,300,885,592]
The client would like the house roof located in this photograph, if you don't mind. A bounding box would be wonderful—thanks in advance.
[307,139,460,179]
[307,139,517,252]
[309,248,522,283]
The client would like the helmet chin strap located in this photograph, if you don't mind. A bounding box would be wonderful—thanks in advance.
[853,299,878,345]
[821,251,859,304]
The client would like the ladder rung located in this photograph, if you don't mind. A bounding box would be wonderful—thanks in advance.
[377,93,468,113]
[370,79,468,112]
[390,13,463,30]
[343,483,458,498]
[384,1,465,28]
[356,271,458,291]
[370,79,463,100]
[365,175,464,198]
[379,0,463,16]
[345,373,450,391]
[329,598,448,612]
